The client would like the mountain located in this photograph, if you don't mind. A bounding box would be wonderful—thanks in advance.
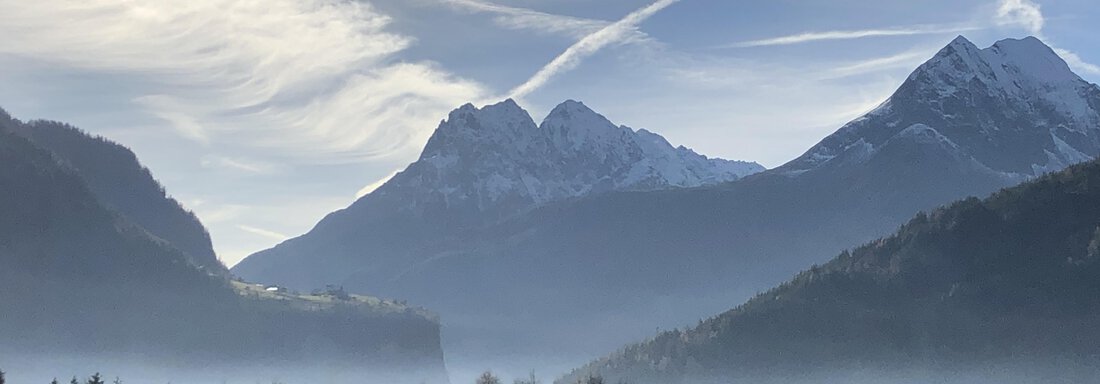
[9,119,222,272]
[232,36,1100,375]
[414,99,762,214]
[782,36,1100,177]
[233,99,762,289]
[0,109,448,384]
[562,157,1100,384]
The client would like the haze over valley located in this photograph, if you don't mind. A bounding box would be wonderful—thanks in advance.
[2,0,1100,383]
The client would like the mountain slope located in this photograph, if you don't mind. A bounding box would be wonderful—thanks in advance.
[233,99,762,289]
[0,109,448,384]
[563,157,1100,384]
[9,118,222,271]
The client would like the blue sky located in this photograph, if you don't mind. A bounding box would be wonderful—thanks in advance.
[0,0,1096,267]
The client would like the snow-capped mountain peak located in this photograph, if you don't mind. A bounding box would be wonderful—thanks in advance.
[369,99,764,217]
[918,36,1083,98]
[783,35,1100,177]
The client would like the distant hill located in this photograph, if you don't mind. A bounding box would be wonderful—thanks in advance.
[8,118,222,272]
[563,158,1100,384]
[0,109,448,384]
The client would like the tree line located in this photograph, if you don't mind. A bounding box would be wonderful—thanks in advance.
[0,368,617,384]
[0,370,121,384]
[475,370,616,384]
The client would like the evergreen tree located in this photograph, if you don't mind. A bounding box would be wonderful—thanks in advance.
[51,379,59,384]
[87,373,105,384]
[0,368,5,384]
[70,377,78,384]
[476,371,501,384]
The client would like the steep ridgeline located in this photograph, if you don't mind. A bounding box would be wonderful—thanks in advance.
[233,99,762,290]
[9,119,222,272]
[0,109,448,384]
[782,35,1100,177]
[563,158,1100,384]
[233,36,1100,374]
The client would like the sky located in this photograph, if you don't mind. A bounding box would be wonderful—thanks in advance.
[0,0,1097,267]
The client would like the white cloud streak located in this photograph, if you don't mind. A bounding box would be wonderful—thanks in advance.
[507,0,679,100]
[200,155,280,175]
[825,50,933,79]
[718,0,1097,79]
[237,225,290,241]
[355,169,400,198]
[1055,48,1100,76]
[0,0,486,163]
[723,25,979,48]
[443,0,609,39]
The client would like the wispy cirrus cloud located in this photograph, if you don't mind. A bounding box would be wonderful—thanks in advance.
[237,225,290,242]
[443,0,610,39]
[1055,49,1100,75]
[718,0,1096,78]
[200,155,280,175]
[721,24,979,48]
[507,0,680,100]
[825,50,933,79]
[355,169,400,199]
[0,0,486,164]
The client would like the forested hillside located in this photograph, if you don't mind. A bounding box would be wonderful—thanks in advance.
[8,117,222,272]
[0,109,448,384]
[564,158,1100,384]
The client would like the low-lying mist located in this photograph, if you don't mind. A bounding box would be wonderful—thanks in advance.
[0,353,445,384]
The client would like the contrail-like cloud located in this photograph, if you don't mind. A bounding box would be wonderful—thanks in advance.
[443,0,609,38]
[724,25,979,48]
[824,50,932,79]
[507,0,679,100]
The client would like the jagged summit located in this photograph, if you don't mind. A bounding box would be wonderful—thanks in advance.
[421,99,535,158]
[379,99,763,215]
[918,35,1082,94]
[783,35,1100,176]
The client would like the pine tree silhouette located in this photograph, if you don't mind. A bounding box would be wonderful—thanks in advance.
[0,368,5,384]
[87,373,105,384]
[69,377,79,384]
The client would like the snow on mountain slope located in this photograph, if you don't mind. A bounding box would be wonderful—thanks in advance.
[368,99,763,216]
[782,36,1100,177]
